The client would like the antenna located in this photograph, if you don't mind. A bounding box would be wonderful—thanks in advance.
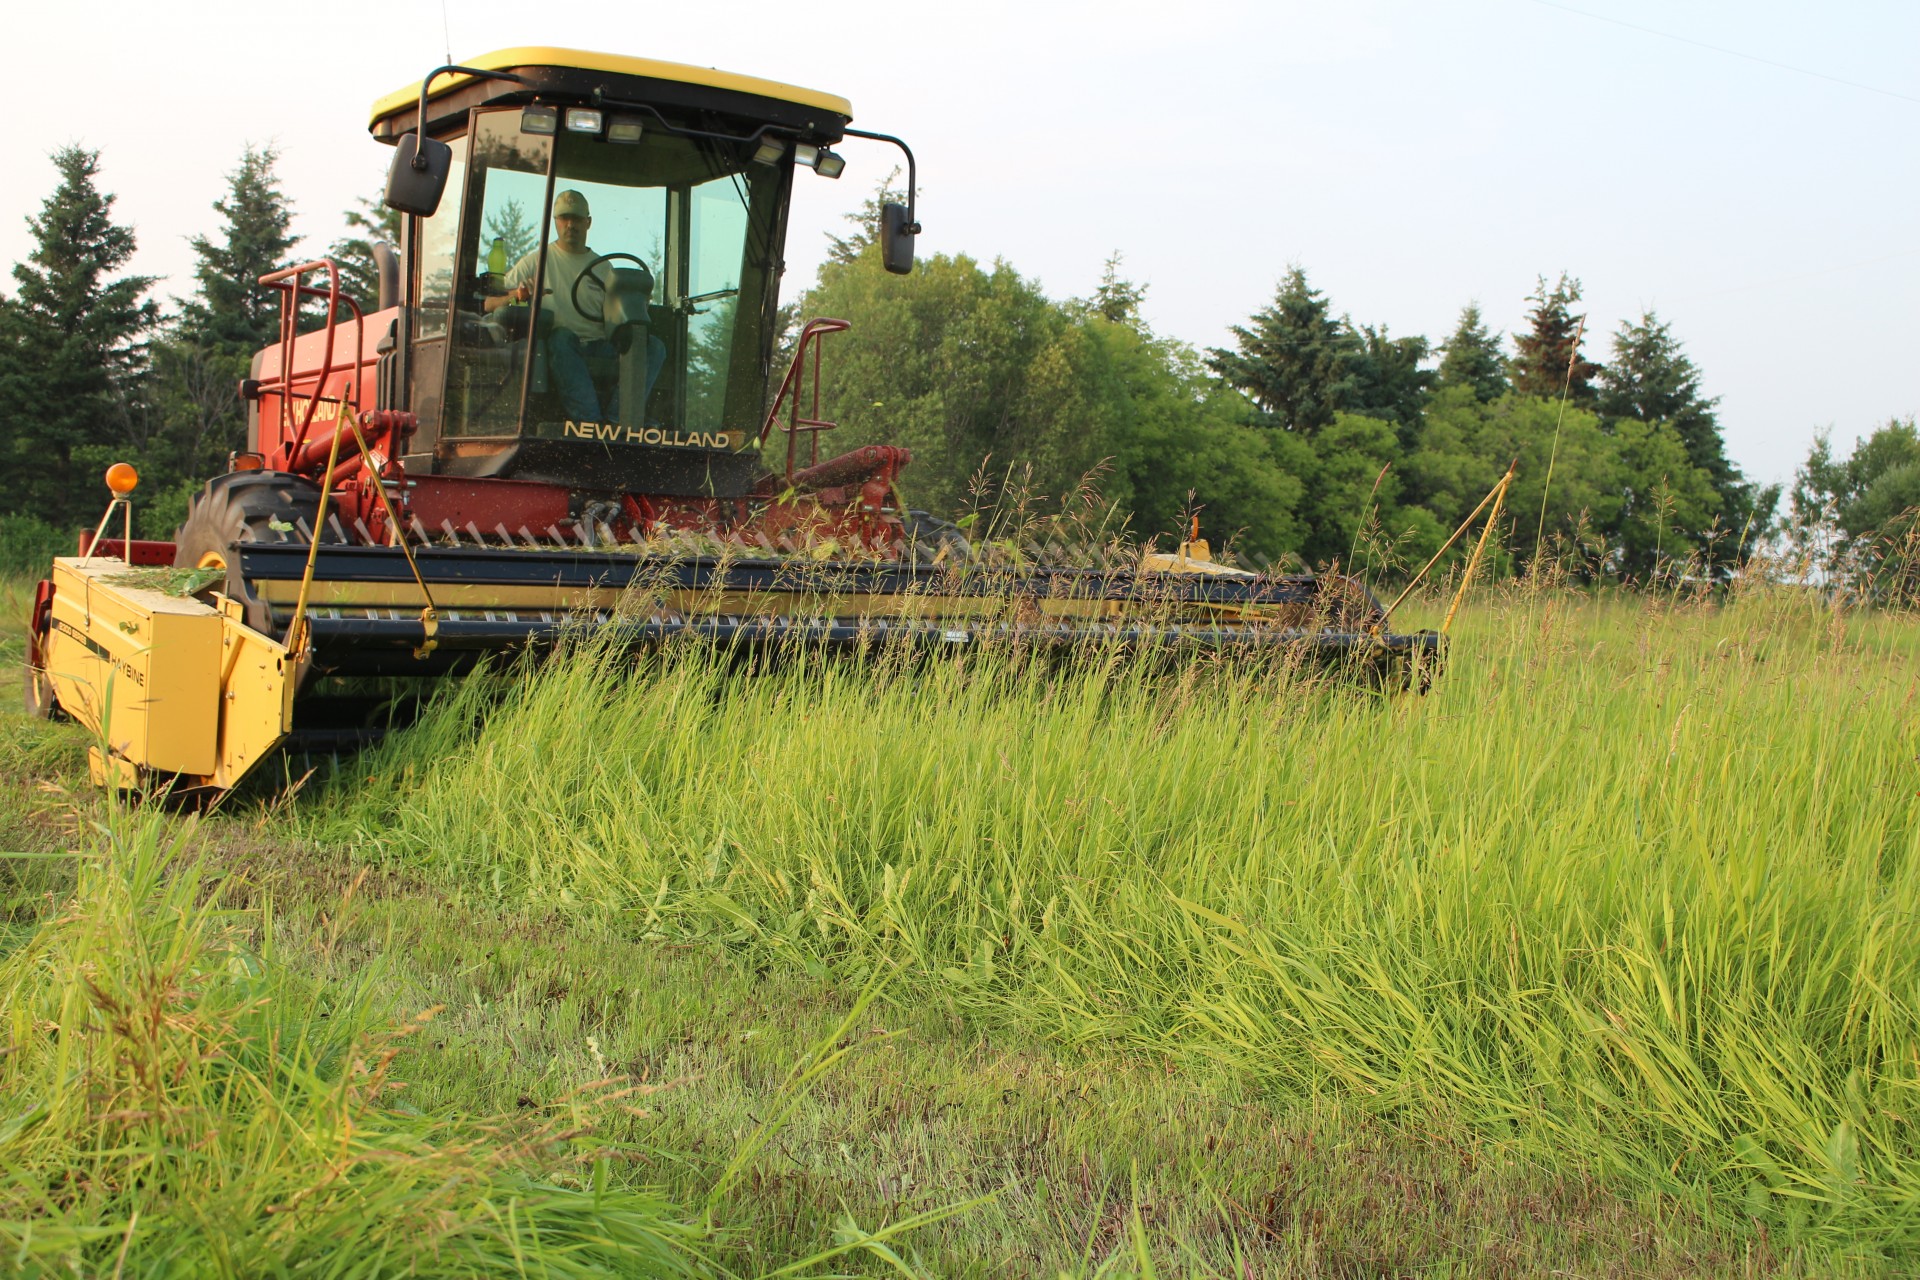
[439,0,453,63]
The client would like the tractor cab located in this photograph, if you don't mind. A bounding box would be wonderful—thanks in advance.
[366,49,891,499]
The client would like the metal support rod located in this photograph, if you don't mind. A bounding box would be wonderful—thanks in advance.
[86,499,125,561]
[842,128,921,232]
[409,65,527,166]
[1380,459,1518,622]
[1444,469,1514,635]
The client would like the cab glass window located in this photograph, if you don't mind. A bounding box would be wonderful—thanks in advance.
[411,132,470,342]
[513,129,783,442]
[441,111,552,438]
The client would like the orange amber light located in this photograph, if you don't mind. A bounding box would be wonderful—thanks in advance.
[105,462,139,495]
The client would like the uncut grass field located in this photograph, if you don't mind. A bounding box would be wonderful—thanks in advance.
[3,573,1916,1276]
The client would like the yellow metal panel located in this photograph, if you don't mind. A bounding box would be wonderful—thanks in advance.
[248,577,1135,622]
[213,601,297,791]
[370,48,852,127]
[44,559,221,777]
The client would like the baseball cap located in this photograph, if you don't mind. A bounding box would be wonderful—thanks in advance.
[554,190,591,218]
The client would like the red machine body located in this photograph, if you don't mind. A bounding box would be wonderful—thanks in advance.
[247,263,908,554]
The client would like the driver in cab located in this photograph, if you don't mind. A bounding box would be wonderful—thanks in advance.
[484,189,664,425]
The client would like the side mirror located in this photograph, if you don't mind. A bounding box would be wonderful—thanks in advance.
[385,134,452,217]
[880,202,916,275]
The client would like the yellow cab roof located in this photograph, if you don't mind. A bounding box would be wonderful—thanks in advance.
[369,47,853,127]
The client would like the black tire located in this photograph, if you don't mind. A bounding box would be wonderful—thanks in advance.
[173,472,343,635]
[24,584,63,720]
[901,510,972,567]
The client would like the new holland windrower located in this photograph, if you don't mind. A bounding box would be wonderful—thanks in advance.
[22,49,1444,799]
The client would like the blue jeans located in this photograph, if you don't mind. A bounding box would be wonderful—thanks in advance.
[549,329,668,424]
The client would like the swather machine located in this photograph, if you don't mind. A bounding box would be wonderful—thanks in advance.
[23,48,1442,798]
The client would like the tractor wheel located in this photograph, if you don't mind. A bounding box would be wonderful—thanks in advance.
[902,511,972,567]
[23,581,61,720]
[23,662,59,720]
[173,472,342,635]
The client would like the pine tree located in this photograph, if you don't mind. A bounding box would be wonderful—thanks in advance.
[0,146,158,523]
[177,144,299,353]
[1089,251,1148,326]
[1207,266,1359,435]
[155,144,301,485]
[1435,303,1508,402]
[1510,273,1599,403]
[483,199,536,267]
[824,169,907,266]
[1597,311,1740,503]
[329,193,404,314]
[1347,323,1434,444]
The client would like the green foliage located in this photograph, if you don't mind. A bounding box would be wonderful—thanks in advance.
[0,514,69,578]
[1793,417,1920,600]
[1088,251,1148,325]
[1297,412,1405,567]
[1598,312,1728,483]
[1404,386,1620,564]
[329,192,404,315]
[1599,310,1769,555]
[1435,302,1508,403]
[799,246,1097,516]
[1206,265,1358,434]
[145,144,303,502]
[1347,325,1435,444]
[0,147,158,526]
[1510,272,1599,403]
[1612,414,1726,576]
[177,144,299,354]
[1097,318,1309,559]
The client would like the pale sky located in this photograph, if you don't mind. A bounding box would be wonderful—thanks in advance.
[3,0,1913,490]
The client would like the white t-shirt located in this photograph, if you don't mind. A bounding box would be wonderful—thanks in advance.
[504,244,609,341]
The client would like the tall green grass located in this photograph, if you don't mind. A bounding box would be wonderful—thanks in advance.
[0,812,710,1277]
[311,588,1920,1257]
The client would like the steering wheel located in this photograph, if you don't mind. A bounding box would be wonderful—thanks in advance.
[571,252,654,322]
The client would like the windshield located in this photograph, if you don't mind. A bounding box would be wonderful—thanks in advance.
[438,110,787,448]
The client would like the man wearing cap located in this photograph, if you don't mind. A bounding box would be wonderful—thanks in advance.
[485,189,664,424]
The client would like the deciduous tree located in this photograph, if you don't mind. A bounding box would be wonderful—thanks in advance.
[1792,418,1920,596]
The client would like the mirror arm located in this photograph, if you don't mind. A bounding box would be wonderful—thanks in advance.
[409,65,529,168]
[842,128,920,233]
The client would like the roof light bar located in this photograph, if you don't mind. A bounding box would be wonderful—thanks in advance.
[793,143,845,178]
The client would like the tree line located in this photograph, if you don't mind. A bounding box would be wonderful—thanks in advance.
[1,148,1912,597]
[0,145,393,551]
[800,185,1792,581]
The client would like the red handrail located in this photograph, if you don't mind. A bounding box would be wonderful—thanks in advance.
[759,317,851,484]
[254,259,365,469]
